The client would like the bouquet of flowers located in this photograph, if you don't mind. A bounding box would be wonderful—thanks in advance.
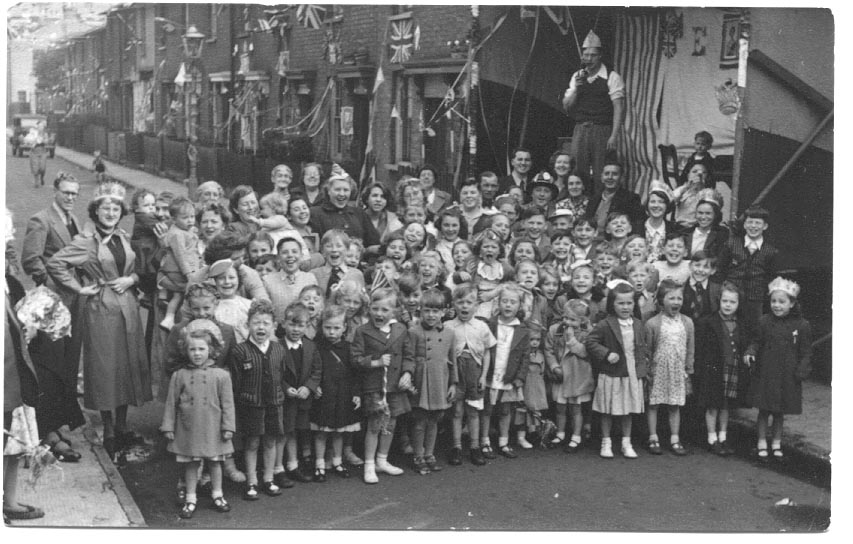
[14,285,72,344]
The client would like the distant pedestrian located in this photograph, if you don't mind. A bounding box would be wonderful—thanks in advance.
[29,141,48,187]
[92,150,106,182]
[744,277,812,461]
[161,321,236,519]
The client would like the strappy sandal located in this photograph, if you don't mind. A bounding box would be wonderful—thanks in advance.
[243,483,260,501]
[212,496,231,513]
[499,445,518,459]
[480,444,496,460]
[647,440,663,455]
[178,502,196,519]
[671,442,687,456]
[563,439,580,454]
[332,464,351,478]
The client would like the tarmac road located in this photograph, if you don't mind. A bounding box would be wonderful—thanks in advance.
[118,400,830,531]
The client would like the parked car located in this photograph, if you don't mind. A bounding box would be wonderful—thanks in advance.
[9,114,55,158]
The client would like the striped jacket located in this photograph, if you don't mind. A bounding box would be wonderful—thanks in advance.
[228,340,287,407]
[716,236,778,302]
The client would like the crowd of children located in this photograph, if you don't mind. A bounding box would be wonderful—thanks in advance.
[142,157,811,519]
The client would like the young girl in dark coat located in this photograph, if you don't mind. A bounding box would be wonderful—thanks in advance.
[694,282,749,456]
[310,305,361,481]
[744,277,812,460]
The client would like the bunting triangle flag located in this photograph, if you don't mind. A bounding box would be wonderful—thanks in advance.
[373,66,385,94]
[390,105,400,119]
[174,63,187,85]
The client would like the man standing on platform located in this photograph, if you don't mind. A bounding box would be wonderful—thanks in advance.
[562,30,625,195]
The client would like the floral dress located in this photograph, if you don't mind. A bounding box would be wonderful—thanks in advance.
[649,314,688,406]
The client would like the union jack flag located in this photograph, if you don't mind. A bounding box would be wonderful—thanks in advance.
[389,17,414,64]
[297,5,327,30]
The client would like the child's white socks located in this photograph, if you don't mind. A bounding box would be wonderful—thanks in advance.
[376,454,403,475]
[718,431,727,443]
[707,432,718,445]
[670,435,680,445]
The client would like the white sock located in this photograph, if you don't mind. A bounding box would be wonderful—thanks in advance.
[708,432,718,445]
[286,460,299,471]
[498,436,509,447]
[718,431,727,443]
[621,436,632,448]
[273,464,285,474]
[601,437,612,447]
[211,491,223,500]
[315,458,325,470]
[376,453,388,463]
[570,434,582,444]
[771,439,781,450]
[185,492,197,505]
[332,456,343,466]
[757,438,768,450]
[555,431,566,440]
[670,434,680,445]
[649,433,659,443]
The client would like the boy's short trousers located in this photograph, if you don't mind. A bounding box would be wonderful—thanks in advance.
[455,353,484,402]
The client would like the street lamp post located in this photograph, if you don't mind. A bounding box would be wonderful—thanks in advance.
[182,25,205,198]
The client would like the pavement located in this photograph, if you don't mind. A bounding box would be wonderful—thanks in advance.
[3,146,833,528]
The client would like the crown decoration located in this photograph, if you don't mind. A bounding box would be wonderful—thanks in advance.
[697,188,723,208]
[183,318,224,346]
[768,276,800,298]
[648,179,674,203]
[715,78,740,116]
[92,181,126,202]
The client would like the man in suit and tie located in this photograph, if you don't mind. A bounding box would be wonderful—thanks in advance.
[22,172,81,289]
[20,171,87,462]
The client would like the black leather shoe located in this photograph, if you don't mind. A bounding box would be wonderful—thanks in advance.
[286,469,312,483]
[447,447,463,466]
[470,448,486,466]
[273,472,295,489]
[313,468,327,483]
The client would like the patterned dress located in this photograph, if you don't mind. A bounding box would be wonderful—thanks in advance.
[649,315,688,406]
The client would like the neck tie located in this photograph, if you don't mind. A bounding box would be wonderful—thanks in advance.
[327,266,341,293]
[65,212,78,238]
[694,283,705,317]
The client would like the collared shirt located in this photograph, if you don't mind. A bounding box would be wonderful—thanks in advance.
[250,337,271,354]
[690,278,708,290]
[744,236,764,253]
[52,202,74,226]
[566,64,626,100]
[378,318,397,335]
[447,317,497,365]
[283,338,302,350]
[691,228,710,256]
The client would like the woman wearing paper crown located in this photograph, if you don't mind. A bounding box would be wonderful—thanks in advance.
[641,180,679,262]
[683,188,730,260]
[47,182,152,461]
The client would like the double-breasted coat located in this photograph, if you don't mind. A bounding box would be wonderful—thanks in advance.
[351,322,416,395]
[160,360,236,458]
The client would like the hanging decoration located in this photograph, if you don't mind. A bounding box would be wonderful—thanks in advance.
[520,6,536,21]
[719,13,740,68]
[543,7,571,35]
[297,5,327,30]
[277,50,290,76]
[660,9,683,58]
[389,16,414,64]
[715,78,740,115]
[323,27,342,64]
[340,106,353,136]
[263,5,291,37]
